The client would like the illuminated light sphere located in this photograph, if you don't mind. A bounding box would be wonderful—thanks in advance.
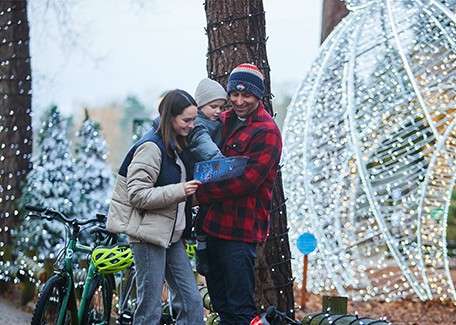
[283,0,456,302]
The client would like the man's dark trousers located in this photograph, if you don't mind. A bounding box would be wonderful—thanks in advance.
[206,235,257,325]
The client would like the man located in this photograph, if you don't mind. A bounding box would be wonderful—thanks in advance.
[196,63,282,324]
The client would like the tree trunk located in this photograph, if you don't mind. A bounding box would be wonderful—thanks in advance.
[0,1,32,249]
[204,0,294,316]
[321,0,349,43]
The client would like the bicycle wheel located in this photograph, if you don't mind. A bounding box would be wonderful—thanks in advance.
[81,274,114,325]
[31,274,73,325]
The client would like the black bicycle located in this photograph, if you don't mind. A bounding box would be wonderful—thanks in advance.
[114,241,198,325]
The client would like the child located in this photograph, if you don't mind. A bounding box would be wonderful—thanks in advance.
[187,78,227,161]
[187,78,227,276]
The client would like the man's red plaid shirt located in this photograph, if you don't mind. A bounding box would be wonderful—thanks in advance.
[196,102,282,243]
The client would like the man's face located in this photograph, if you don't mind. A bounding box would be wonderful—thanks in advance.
[229,91,259,118]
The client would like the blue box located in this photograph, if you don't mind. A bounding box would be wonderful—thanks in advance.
[194,156,249,183]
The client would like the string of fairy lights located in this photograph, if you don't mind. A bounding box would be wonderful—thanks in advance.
[0,2,33,283]
[204,3,274,108]
[204,1,294,315]
[283,0,456,302]
[9,20,292,325]
[6,0,456,313]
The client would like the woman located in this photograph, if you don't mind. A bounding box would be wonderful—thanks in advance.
[106,89,204,324]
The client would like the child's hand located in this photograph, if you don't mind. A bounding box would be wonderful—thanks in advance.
[184,180,202,196]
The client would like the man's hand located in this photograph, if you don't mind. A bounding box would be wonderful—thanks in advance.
[184,180,202,196]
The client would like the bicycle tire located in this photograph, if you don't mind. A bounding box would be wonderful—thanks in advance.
[31,274,73,325]
[80,274,114,325]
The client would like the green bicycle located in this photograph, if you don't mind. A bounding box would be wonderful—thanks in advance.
[27,205,133,325]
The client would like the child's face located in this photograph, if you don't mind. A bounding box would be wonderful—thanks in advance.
[200,99,226,121]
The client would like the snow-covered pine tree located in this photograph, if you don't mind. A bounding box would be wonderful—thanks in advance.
[73,112,113,222]
[16,105,76,259]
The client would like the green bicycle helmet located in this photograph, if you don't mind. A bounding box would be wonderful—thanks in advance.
[185,242,197,259]
[91,244,134,274]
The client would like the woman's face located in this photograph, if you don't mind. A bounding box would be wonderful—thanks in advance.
[200,99,226,121]
[172,105,197,136]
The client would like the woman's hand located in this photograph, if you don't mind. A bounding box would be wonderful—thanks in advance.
[184,180,202,196]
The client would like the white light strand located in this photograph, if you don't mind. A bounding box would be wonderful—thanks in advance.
[283,0,456,302]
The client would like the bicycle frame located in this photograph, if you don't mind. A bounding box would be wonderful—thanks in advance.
[27,205,115,325]
[54,236,100,325]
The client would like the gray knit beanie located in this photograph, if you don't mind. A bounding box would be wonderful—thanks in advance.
[194,78,227,108]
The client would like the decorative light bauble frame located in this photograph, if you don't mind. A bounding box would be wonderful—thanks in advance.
[283,0,456,302]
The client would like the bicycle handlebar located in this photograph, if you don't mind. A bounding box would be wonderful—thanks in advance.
[24,205,46,213]
[90,226,112,237]
[25,205,102,228]
[89,226,119,245]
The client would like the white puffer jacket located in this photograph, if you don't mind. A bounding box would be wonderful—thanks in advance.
[106,142,187,247]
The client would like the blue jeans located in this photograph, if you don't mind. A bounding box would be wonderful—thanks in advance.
[131,240,204,325]
[206,236,257,325]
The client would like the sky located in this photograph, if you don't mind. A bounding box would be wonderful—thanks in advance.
[28,0,323,117]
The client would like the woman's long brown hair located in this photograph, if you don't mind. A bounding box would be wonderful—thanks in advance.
[158,89,197,156]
